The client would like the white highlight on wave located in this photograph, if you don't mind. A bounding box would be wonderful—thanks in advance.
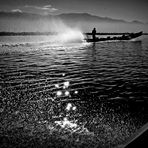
[55,117,77,129]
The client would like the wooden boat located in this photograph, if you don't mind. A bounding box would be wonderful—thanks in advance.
[85,31,143,43]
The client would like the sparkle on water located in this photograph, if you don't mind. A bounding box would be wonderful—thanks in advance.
[56,90,62,97]
[63,81,70,88]
[45,74,137,147]
[65,91,70,96]
[0,69,139,148]
[55,84,59,88]
[55,117,78,129]
[66,103,72,111]
[1,38,146,147]
[74,90,78,94]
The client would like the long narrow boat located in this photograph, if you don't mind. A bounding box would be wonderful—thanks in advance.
[85,31,143,43]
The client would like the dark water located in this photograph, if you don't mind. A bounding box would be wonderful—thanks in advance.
[0,37,148,147]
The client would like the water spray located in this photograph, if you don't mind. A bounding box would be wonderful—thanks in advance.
[51,19,85,43]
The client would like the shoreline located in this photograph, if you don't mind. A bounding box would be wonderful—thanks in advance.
[0,32,148,36]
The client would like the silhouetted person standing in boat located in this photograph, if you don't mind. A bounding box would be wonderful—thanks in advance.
[92,28,96,40]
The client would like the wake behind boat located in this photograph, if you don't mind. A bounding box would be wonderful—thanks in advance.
[85,30,143,42]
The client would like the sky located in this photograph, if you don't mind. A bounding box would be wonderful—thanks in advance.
[0,0,148,22]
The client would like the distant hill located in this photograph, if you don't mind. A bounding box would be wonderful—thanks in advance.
[56,13,127,23]
[0,11,145,24]
[0,11,147,32]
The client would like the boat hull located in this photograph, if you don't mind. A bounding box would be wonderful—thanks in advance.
[85,31,143,43]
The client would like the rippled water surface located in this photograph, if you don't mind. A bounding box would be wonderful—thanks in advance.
[0,36,148,147]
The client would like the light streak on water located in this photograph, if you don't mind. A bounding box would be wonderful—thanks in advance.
[55,84,59,88]
[55,117,77,129]
[50,74,91,136]
[0,38,147,147]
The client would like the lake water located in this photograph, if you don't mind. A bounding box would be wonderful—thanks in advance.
[0,35,148,147]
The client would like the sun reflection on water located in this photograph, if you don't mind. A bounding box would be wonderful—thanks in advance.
[0,70,139,148]
[53,74,83,132]
[41,72,138,148]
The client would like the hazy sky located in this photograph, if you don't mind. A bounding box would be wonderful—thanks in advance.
[0,0,148,22]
